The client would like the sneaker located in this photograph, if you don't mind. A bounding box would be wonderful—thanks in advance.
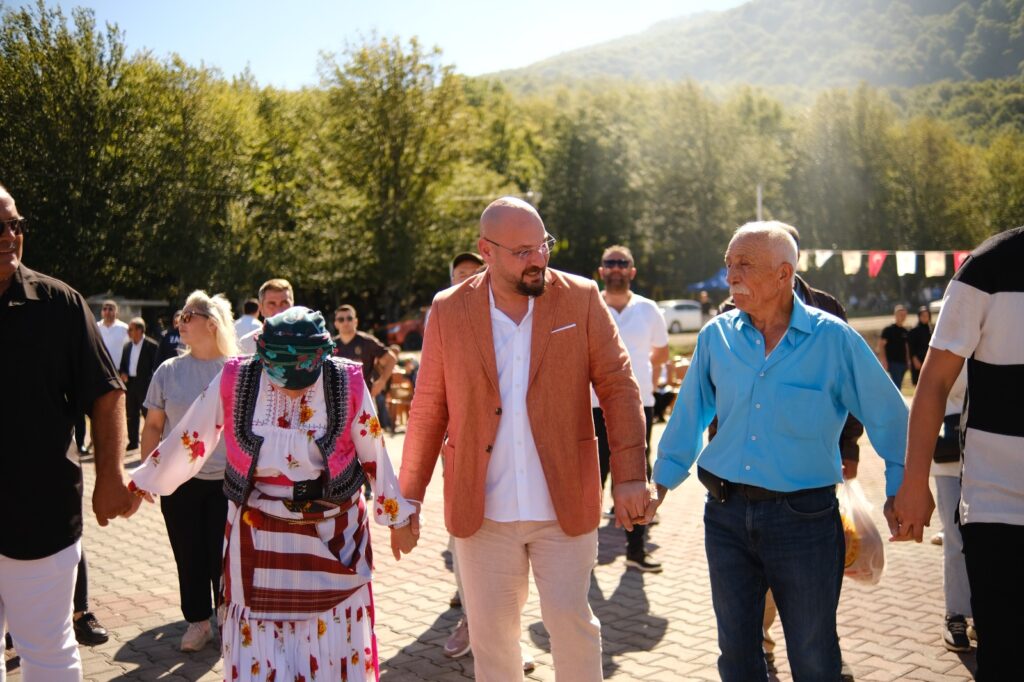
[180,621,213,652]
[73,612,109,645]
[943,614,971,652]
[443,617,471,658]
[931,532,944,546]
[522,649,535,673]
[449,590,462,609]
[625,552,663,573]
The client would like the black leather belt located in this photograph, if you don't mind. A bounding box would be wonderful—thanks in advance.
[292,478,323,501]
[697,467,831,503]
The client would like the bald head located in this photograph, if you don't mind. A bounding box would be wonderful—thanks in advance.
[0,185,17,218]
[479,196,544,239]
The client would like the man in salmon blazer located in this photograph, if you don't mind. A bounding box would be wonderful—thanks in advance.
[396,196,650,681]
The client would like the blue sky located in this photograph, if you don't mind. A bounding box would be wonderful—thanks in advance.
[45,0,745,88]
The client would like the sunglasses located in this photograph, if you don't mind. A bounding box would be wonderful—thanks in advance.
[181,310,211,324]
[1,218,27,236]
[602,259,632,269]
[335,316,354,322]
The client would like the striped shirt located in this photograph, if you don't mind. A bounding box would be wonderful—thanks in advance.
[930,226,1024,526]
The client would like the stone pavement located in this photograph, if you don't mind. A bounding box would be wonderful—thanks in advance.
[7,425,975,681]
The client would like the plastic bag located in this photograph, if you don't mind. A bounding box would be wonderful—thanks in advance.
[838,479,885,585]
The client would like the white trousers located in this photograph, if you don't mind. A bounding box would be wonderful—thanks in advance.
[0,540,82,682]
[455,520,602,682]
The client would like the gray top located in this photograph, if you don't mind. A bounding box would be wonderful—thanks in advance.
[144,354,227,480]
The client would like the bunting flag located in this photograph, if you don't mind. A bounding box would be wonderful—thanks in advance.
[797,251,809,272]
[924,252,946,278]
[842,251,862,275]
[868,251,888,278]
[953,251,970,272]
[896,251,917,276]
[814,249,834,268]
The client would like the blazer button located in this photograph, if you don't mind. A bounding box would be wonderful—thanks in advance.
[485,445,493,453]
[495,407,503,415]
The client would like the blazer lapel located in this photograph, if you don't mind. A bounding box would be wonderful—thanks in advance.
[465,272,500,394]
[527,270,562,389]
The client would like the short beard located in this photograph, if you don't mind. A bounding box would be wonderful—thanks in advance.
[603,275,629,294]
[516,267,547,297]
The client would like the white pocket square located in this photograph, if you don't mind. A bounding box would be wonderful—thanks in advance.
[551,323,577,334]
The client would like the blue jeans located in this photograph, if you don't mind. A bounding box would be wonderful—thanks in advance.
[887,362,907,389]
[704,486,844,681]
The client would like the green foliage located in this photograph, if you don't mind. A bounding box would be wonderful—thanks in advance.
[3,0,1024,323]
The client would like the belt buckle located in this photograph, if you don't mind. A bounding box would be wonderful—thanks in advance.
[293,479,314,500]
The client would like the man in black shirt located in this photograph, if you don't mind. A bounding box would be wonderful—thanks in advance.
[0,184,139,680]
[332,304,397,398]
[877,305,911,389]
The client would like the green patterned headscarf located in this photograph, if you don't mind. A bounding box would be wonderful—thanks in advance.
[255,306,335,389]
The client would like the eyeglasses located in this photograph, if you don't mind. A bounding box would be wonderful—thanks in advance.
[335,316,354,322]
[602,259,632,269]
[181,310,211,324]
[1,218,27,236]
[483,234,556,260]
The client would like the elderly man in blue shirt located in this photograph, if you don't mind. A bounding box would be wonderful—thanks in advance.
[645,221,907,681]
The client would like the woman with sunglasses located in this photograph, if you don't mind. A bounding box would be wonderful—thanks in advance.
[131,306,417,681]
[140,291,238,652]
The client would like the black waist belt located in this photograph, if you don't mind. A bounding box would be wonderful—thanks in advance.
[697,466,832,503]
[292,478,323,501]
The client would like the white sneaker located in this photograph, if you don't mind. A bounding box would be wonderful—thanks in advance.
[180,621,213,652]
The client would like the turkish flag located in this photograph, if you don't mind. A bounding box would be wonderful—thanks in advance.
[867,251,888,278]
[953,251,970,272]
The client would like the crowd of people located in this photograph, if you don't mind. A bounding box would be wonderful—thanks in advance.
[2,181,1020,682]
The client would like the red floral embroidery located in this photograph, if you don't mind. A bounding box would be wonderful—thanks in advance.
[240,620,252,647]
[294,675,305,682]
[180,431,206,462]
[286,453,300,469]
[251,659,260,676]
[232,665,239,679]
[267,669,277,682]
[309,655,319,678]
[351,651,359,665]
[364,646,373,672]
[379,498,400,522]
[278,415,291,428]
[317,619,326,638]
[306,429,316,441]
[150,449,160,466]
[362,462,377,479]
[299,396,314,425]
[243,509,265,529]
[358,411,370,425]
[356,606,363,622]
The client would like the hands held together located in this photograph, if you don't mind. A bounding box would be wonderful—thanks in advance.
[612,480,665,532]
[390,502,421,560]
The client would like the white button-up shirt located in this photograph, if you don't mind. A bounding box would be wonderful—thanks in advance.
[127,340,142,377]
[591,292,669,408]
[97,319,129,367]
[484,286,557,522]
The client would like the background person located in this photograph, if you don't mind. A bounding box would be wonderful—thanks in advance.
[140,291,237,652]
[237,278,294,354]
[908,305,933,385]
[877,304,911,388]
[234,297,261,338]
[119,317,158,451]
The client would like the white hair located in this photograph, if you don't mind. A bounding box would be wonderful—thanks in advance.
[182,290,239,357]
[732,221,799,271]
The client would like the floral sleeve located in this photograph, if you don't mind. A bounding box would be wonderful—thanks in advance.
[350,378,417,527]
[130,370,226,496]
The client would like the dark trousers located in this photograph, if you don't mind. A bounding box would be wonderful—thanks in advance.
[706,487,843,681]
[961,522,1024,681]
[594,406,653,555]
[160,477,228,623]
[75,414,87,450]
[73,551,88,613]
[124,378,148,447]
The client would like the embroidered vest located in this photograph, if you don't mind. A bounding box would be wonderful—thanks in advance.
[220,356,366,505]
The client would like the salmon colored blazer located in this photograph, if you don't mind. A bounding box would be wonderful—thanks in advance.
[400,268,648,538]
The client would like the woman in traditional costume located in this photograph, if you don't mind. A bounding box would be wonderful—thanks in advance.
[130,307,417,681]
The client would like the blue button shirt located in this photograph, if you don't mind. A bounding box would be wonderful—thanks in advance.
[654,296,907,497]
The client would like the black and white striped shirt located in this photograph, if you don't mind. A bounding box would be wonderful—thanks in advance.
[930,226,1024,526]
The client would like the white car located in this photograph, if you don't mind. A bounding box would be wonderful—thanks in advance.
[658,299,703,333]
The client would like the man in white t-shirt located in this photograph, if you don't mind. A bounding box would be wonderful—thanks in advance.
[96,299,128,367]
[895,226,1024,679]
[592,245,669,572]
[234,298,261,339]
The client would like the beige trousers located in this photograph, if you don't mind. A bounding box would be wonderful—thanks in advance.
[763,588,777,654]
[455,519,602,682]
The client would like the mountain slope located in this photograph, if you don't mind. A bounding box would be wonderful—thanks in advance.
[497,0,1024,89]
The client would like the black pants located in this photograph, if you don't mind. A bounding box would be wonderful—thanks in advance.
[73,550,89,613]
[124,378,148,447]
[961,522,1024,681]
[160,477,228,623]
[594,406,654,555]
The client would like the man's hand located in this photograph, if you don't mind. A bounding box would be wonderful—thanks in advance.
[390,508,421,560]
[92,472,141,526]
[613,480,653,532]
[891,482,935,542]
[842,458,858,480]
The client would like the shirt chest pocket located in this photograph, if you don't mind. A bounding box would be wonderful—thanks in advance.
[774,384,826,439]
